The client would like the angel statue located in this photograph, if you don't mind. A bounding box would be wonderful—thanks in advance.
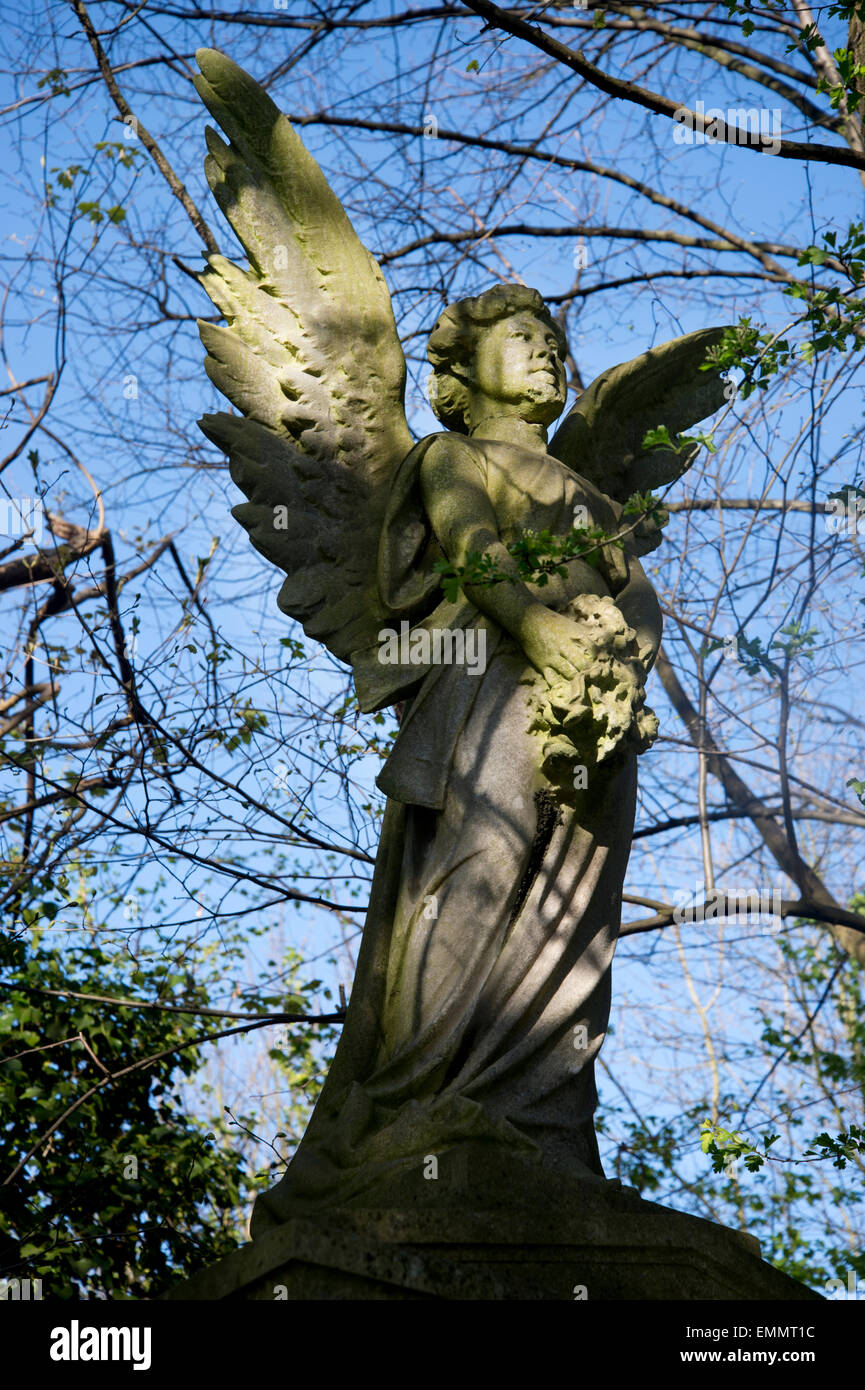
[192,50,729,1232]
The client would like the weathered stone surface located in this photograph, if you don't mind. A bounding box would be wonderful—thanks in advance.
[165,1167,820,1301]
[191,51,749,1251]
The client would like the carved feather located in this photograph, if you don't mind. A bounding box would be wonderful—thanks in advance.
[549,325,731,504]
[193,48,414,661]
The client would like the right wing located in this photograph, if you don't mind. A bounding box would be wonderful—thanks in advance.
[194,48,414,662]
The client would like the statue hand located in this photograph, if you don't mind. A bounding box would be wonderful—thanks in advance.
[520,607,592,686]
[520,594,640,687]
[523,595,659,792]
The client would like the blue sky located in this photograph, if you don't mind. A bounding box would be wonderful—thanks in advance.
[1,2,863,1284]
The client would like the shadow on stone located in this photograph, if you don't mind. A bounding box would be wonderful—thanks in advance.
[165,1146,821,1301]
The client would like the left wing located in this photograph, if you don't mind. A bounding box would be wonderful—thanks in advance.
[549,326,732,512]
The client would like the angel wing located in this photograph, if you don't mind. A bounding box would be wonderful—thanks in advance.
[193,48,413,662]
[549,325,731,547]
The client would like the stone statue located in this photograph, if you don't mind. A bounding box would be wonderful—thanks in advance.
[192,49,730,1232]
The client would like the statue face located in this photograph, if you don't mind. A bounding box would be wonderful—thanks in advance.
[468,310,567,425]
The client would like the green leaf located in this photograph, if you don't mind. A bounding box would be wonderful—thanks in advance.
[847,776,865,806]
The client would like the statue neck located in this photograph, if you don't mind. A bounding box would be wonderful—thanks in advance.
[468,414,549,454]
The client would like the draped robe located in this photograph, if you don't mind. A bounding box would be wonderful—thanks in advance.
[251,432,660,1230]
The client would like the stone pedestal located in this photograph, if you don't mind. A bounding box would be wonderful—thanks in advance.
[164,1149,820,1301]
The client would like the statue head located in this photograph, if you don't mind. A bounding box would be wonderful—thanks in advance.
[427,285,568,436]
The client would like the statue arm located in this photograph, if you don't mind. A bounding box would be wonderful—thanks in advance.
[585,489,662,669]
[614,552,663,672]
[419,436,596,687]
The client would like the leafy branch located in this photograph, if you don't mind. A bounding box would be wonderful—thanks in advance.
[702,229,865,388]
[622,490,668,528]
[701,316,795,396]
[700,1121,781,1173]
[727,1,865,113]
[701,1120,865,1172]
[701,622,818,679]
[45,139,144,224]
[640,424,718,455]
[848,776,865,806]
[433,523,622,602]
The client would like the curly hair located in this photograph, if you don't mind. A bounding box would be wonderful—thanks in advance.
[426,284,568,433]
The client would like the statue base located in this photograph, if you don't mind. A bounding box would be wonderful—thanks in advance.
[164,1151,820,1301]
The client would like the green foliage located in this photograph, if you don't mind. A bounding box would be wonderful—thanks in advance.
[0,930,247,1298]
[94,140,144,171]
[701,235,865,380]
[817,50,865,112]
[0,903,338,1299]
[75,201,127,226]
[700,1121,780,1173]
[829,481,865,507]
[702,630,781,677]
[434,547,502,601]
[433,524,622,601]
[700,1121,865,1173]
[44,136,143,223]
[603,921,865,1288]
[788,223,865,355]
[204,699,269,752]
[730,0,865,118]
[622,490,668,530]
[805,1127,865,1168]
[787,24,824,56]
[278,636,306,659]
[506,525,618,579]
[702,317,793,396]
[772,621,818,663]
[640,424,717,455]
[702,623,817,680]
[36,69,71,98]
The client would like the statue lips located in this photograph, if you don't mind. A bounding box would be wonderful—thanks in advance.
[531,364,562,397]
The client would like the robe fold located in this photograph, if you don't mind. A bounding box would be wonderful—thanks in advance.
[251,433,650,1228]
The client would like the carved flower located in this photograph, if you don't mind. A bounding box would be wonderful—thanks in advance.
[527,594,659,796]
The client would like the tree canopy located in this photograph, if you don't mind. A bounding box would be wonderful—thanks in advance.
[0,0,863,1298]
